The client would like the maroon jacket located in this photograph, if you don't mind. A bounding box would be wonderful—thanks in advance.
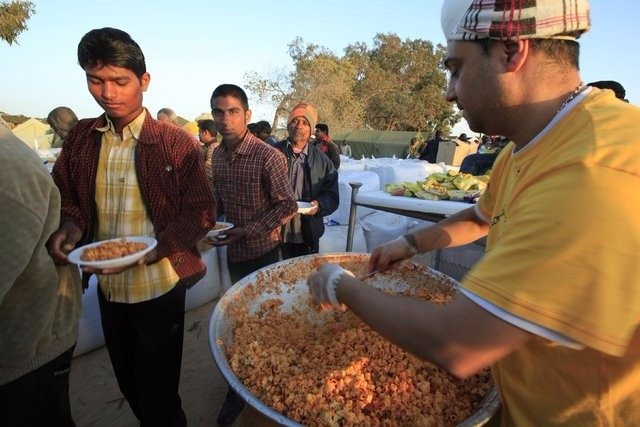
[52,111,216,286]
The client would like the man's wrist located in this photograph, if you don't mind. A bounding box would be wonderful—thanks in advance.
[403,233,420,255]
[326,267,354,306]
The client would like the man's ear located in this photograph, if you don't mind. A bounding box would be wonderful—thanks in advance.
[503,39,529,72]
[140,72,151,92]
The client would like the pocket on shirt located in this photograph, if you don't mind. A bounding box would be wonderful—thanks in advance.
[229,180,261,208]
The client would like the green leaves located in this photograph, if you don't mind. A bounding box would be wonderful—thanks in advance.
[0,1,35,46]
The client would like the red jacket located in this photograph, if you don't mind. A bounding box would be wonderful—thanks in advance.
[52,111,216,286]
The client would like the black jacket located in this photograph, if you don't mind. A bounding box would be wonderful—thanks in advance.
[273,140,339,242]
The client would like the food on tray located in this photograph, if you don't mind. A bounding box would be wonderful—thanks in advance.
[222,259,492,425]
[81,239,148,261]
[384,170,490,203]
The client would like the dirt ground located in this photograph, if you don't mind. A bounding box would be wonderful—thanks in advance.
[69,300,229,426]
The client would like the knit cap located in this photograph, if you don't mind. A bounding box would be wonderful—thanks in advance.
[288,103,318,130]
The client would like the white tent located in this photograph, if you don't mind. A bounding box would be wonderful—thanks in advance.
[194,112,213,122]
[12,118,53,149]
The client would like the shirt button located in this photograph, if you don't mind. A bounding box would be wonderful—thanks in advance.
[165,165,173,171]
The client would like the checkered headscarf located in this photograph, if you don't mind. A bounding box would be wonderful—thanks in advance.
[441,0,591,41]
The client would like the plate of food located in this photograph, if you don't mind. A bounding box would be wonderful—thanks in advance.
[206,222,234,239]
[296,201,314,215]
[67,236,157,269]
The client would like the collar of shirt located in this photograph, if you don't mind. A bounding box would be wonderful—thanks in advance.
[220,130,263,156]
[286,139,308,156]
[96,110,146,141]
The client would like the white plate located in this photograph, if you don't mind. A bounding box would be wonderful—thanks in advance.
[206,222,234,238]
[67,236,157,269]
[296,201,314,214]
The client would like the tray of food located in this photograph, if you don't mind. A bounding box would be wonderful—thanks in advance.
[209,253,499,426]
[67,236,157,269]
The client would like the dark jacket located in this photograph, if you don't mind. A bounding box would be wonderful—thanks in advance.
[419,136,442,163]
[273,140,339,243]
[52,110,216,287]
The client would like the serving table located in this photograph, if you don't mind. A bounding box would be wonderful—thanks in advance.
[345,183,472,250]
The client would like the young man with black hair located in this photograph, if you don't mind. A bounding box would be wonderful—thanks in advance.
[48,27,216,426]
[208,83,297,425]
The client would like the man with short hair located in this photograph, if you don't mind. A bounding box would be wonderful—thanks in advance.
[157,107,178,125]
[254,120,279,145]
[48,27,216,427]
[314,122,340,170]
[308,1,640,424]
[274,103,339,259]
[197,118,218,189]
[208,83,297,425]
[47,106,78,148]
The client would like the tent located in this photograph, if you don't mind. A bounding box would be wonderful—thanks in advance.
[12,118,53,149]
[332,130,425,159]
[194,112,213,122]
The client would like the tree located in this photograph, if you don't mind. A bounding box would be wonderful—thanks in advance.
[0,1,35,45]
[244,33,459,134]
[345,33,454,132]
[244,66,294,132]
[287,38,364,130]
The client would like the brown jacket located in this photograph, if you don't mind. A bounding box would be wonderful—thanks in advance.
[52,110,216,286]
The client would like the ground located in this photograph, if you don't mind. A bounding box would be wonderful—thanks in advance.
[69,300,229,426]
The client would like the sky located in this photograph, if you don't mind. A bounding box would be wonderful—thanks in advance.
[1,0,637,131]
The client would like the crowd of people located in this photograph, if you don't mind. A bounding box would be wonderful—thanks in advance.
[2,0,639,426]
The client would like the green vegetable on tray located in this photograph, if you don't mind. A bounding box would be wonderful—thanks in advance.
[384,170,490,202]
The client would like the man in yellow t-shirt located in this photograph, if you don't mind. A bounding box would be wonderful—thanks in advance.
[306,0,640,424]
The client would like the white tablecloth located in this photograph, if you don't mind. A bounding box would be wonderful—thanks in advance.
[354,191,472,216]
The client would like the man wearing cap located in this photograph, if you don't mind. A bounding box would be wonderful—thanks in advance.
[274,103,339,259]
[307,0,640,424]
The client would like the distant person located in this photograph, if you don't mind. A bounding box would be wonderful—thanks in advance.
[274,102,339,258]
[247,122,257,136]
[47,106,78,148]
[477,135,495,154]
[456,133,471,143]
[588,80,628,102]
[419,130,443,162]
[340,139,352,157]
[157,107,178,125]
[254,120,279,145]
[48,27,216,427]
[0,122,82,426]
[403,137,422,159]
[207,84,297,425]
[314,122,341,170]
[198,119,219,190]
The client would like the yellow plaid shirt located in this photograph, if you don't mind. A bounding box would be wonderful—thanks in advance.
[94,111,179,303]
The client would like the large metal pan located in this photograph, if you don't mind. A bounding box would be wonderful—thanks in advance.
[208,253,499,426]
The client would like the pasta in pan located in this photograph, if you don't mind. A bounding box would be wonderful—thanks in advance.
[222,258,492,426]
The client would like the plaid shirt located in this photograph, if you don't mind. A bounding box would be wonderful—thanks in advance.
[212,132,296,262]
[94,112,179,303]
